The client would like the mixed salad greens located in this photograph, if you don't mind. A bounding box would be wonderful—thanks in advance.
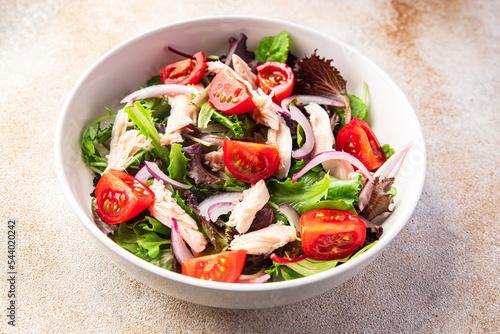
[81,31,411,283]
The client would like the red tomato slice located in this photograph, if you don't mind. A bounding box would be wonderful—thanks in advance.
[95,169,155,224]
[300,209,366,260]
[256,61,294,103]
[336,118,387,171]
[181,250,246,283]
[223,139,280,183]
[208,69,256,114]
[160,51,206,85]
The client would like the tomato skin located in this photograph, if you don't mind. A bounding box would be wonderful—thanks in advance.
[181,250,246,283]
[223,139,280,184]
[160,51,206,85]
[95,169,155,224]
[256,61,294,103]
[336,118,387,171]
[208,69,256,114]
[300,209,366,260]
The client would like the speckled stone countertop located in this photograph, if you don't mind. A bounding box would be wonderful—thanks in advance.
[1,0,499,333]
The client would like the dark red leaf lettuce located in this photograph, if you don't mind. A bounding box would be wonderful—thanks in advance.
[361,176,395,221]
[294,51,351,122]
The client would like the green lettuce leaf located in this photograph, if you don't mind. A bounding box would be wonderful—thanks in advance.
[81,109,115,173]
[255,31,290,64]
[326,174,362,204]
[125,101,170,165]
[268,241,378,280]
[168,143,189,184]
[303,199,357,214]
[267,174,330,214]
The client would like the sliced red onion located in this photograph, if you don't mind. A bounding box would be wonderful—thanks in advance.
[281,95,345,115]
[289,105,315,159]
[120,84,199,103]
[197,192,243,220]
[236,273,271,284]
[358,142,413,211]
[134,165,152,183]
[207,202,236,222]
[171,218,194,263]
[270,253,308,264]
[278,204,301,235]
[144,161,191,190]
[292,150,374,184]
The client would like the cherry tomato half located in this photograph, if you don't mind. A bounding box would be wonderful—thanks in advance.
[181,250,246,283]
[208,69,256,114]
[300,209,366,260]
[223,139,280,184]
[95,169,155,224]
[256,61,294,103]
[160,51,206,85]
[336,118,387,171]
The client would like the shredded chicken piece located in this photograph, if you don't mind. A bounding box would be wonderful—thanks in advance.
[305,103,354,180]
[160,93,198,146]
[248,88,280,130]
[229,222,295,255]
[148,179,207,253]
[206,61,279,130]
[202,148,225,172]
[105,108,151,171]
[267,114,292,179]
[192,86,209,107]
[226,180,270,234]
[232,54,257,90]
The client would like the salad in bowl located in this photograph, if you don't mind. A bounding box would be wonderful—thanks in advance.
[55,16,425,308]
[81,30,412,284]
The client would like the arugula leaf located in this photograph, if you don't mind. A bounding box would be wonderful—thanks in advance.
[255,31,290,64]
[294,51,351,122]
[137,232,170,258]
[146,75,163,87]
[267,174,330,214]
[140,96,171,120]
[223,177,248,192]
[168,143,189,184]
[211,110,244,138]
[81,109,115,173]
[125,101,170,165]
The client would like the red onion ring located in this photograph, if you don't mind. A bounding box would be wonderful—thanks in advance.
[289,105,315,159]
[292,150,374,184]
[144,161,191,190]
[197,192,243,220]
[171,218,194,264]
[134,165,152,183]
[236,273,271,284]
[207,202,236,222]
[281,95,345,116]
[120,84,199,103]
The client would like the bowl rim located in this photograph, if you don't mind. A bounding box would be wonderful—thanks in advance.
[54,15,426,293]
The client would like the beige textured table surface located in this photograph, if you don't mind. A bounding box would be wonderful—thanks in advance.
[1,0,499,333]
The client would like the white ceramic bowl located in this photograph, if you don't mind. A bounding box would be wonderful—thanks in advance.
[54,16,426,308]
